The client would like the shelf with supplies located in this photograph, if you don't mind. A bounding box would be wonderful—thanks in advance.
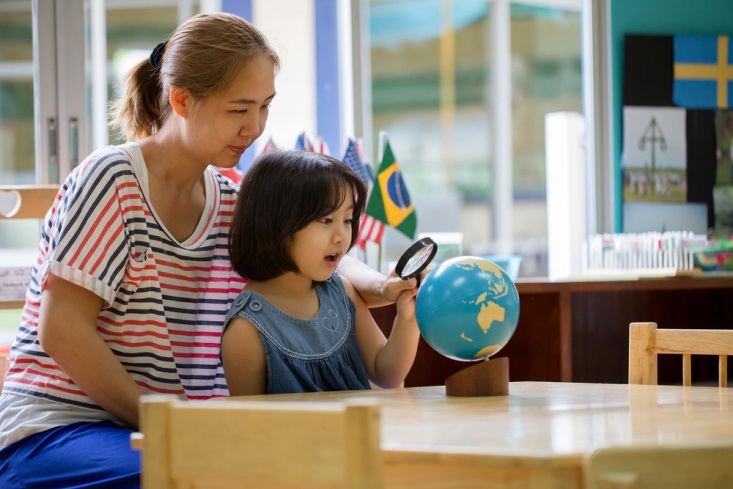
[371,274,733,386]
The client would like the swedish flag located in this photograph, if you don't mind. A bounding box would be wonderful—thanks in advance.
[673,35,733,109]
[365,138,417,239]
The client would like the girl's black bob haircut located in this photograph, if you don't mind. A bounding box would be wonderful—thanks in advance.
[229,149,368,281]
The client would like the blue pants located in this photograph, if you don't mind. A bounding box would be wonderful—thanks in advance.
[0,420,140,488]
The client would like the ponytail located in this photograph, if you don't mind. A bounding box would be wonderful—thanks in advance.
[110,57,169,141]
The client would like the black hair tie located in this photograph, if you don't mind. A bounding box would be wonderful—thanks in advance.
[149,41,167,69]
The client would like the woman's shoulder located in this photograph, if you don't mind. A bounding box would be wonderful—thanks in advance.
[209,167,240,193]
[70,144,138,185]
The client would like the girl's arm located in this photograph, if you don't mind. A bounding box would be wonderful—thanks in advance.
[343,276,420,388]
[338,254,417,308]
[221,317,267,396]
[38,274,145,428]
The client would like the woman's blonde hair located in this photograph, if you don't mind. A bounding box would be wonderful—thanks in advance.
[110,12,280,141]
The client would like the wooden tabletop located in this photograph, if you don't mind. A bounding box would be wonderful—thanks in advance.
[237,382,733,466]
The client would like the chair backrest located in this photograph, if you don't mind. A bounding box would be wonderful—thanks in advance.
[1,186,59,384]
[136,395,383,489]
[585,442,733,489]
[629,322,733,386]
[0,185,58,220]
[0,354,8,389]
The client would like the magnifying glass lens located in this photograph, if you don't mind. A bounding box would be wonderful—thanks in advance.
[395,237,439,281]
[401,244,435,276]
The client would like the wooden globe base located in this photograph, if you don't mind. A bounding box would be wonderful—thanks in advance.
[445,357,509,397]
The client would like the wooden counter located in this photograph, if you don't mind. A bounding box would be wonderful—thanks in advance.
[371,274,733,386]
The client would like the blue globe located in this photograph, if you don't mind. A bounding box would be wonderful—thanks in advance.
[415,256,520,362]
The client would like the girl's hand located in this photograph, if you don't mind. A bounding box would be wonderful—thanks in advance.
[395,286,418,322]
[379,268,418,303]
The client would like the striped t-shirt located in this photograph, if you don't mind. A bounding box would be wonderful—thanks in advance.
[2,143,245,410]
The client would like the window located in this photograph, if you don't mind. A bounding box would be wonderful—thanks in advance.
[365,0,582,276]
[0,0,33,188]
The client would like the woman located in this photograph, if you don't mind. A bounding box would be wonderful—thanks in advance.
[0,13,415,489]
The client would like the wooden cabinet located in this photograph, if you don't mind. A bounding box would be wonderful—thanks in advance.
[371,276,733,386]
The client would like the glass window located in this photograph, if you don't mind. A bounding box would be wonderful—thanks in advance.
[0,0,34,186]
[105,4,200,146]
[0,0,36,252]
[0,1,200,243]
[368,0,581,277]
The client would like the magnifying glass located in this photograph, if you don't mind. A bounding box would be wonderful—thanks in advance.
[395,237,438,285]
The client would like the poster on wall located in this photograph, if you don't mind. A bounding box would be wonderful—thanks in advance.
[714,110,733,233]
[623,34,717,229]
[715,110,733,184]
[622,106,687,203]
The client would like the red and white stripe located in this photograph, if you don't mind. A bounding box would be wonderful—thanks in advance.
[4,144,244,410]
[356,215,385,250]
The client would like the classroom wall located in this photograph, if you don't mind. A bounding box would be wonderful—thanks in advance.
[609,0,733,231]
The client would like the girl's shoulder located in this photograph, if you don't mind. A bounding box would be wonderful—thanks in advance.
[225,288,259,324]
[325,271,357,300]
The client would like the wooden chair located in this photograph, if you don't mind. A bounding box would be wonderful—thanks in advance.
[629,322,733,387]
[0,185,59,220]
[133,395,383,489]
[585,442,733,489]
[0,185,59,384]
[0,184,58,308]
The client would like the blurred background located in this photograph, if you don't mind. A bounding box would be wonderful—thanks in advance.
[0,0,583,279]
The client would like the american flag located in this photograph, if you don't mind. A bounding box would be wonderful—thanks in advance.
[260,136,278,154]
[316,136,331,156]
[294,132,314,152]
[342,138,384,249]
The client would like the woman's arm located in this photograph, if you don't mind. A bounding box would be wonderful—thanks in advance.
[343,277,420,388]
[38,274,144,428]
[221,317,267,396]
[337,254,417,307]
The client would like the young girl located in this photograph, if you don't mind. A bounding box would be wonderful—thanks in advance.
[222,150,420,395]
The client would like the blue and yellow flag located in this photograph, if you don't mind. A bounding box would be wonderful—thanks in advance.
[673,35,733,109]
[365,138,417,239]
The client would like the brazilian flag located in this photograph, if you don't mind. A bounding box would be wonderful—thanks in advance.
[365,138,417,239]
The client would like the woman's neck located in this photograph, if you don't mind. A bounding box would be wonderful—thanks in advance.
[136,134,208,243]
[137,132,207,192]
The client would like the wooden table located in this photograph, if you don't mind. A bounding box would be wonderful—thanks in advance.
[239,382,733,489]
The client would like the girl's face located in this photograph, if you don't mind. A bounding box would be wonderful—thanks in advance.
[183,55,276,168]
[290,185,355,282]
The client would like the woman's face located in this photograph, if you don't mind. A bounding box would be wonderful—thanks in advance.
[183,55,276,168]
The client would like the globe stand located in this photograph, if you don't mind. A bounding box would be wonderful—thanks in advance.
[445,357,509,397]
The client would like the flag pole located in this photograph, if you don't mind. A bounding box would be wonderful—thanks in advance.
[376,131,388,273]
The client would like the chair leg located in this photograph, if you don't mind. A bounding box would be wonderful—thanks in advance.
[682,354,691,386]
[629,322,657,385]
[720,356,728,388]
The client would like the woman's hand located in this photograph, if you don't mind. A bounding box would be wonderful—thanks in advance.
[337,255,408,307]
[338,254,435,307]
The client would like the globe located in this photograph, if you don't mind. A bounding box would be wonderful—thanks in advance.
[415,256,520,362]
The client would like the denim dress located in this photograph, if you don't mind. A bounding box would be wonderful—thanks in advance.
[224,272,372,394]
